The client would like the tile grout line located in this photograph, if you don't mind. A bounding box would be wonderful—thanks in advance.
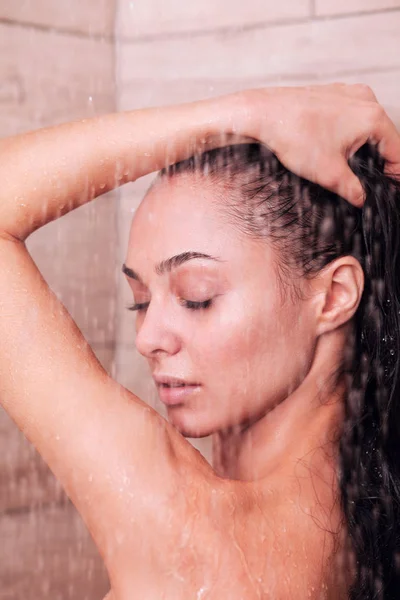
[120,64,400,91]
[247,63,400,84]
[117,6,400,45]
[0,498,74,519]
[0,17,114,43]
[2,6,400,45]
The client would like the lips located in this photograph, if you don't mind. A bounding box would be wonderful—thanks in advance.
[153,375,201,406]
[153,375,200,387]
[159,382,188,388]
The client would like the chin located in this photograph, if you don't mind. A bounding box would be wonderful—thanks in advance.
[166,407,217,438]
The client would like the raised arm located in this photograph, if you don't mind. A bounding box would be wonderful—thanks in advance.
[1,83,399,241]
[0,99,233,581]
[0,102,227,240]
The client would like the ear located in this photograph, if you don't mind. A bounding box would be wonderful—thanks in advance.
[312,256,364,337]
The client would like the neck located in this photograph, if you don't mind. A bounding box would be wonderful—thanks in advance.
[211,332,346,483]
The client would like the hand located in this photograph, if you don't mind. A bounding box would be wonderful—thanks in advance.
[222,83,400,207]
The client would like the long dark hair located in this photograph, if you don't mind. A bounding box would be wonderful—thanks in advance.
[160,141,400,599]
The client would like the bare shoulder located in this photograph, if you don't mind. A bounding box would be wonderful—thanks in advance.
[102,463,349,599]
[109,451,265,598]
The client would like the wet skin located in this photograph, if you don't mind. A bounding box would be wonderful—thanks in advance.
[113,172,362,597]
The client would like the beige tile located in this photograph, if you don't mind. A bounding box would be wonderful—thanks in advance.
[26,192,118,346]
[116,0,310,39]
[0,20,118,346]
[0,335,118,502]
[92,345,116,375]
[117,189,145,260]
[0,409,65,513]
[0,340,114,514]
[1,0,116,37]
[0,503,109,599]
[117,12,400,91]
[0,19,119,595]
[115,343,155,402]
[316,0,400,16]
[0,22,115,138]
[118,68,400,129]
[115,293,137,349]
[190,436,212,465]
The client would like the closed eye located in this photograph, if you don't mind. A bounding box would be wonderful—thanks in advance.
[180,299,212,310]
[127,302,149,312]
[127,299,212,312]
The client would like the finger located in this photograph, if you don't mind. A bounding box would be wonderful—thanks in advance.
[305,82,378,102]
[317,156,365,207]
[337,83,378,103]
[384,162,400,179]
[336,169,365,208]
[370,110,400,176]
[342,171,366,208]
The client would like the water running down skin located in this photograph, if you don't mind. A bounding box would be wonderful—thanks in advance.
[0,84,399,599]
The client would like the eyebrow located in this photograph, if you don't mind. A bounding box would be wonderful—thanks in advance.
[122,251,223,282]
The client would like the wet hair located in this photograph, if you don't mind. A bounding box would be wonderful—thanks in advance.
[160,142,400,599]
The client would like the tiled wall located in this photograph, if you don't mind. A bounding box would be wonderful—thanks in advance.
[114,0,400,464]
[0,0,115,37]
[0,2,116,598]
[1,1,400,597]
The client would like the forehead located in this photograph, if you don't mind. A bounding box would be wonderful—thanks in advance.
[125,173,275,281]
[127,174,238,261]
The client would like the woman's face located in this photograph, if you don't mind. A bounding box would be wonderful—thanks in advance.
[124,173,317,438]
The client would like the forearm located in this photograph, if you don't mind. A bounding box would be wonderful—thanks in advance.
[0,96,238,241]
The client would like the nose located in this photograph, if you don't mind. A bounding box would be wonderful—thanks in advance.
[135,300,181,358]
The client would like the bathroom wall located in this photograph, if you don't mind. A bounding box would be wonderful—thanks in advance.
[114,0,400,464]
[0,1,116,597]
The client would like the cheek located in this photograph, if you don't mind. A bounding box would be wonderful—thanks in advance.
[188,300,278,371]
[194,299,308,383]
[182,292,311,384]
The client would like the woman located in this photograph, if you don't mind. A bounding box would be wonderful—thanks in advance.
[0,83,399,599]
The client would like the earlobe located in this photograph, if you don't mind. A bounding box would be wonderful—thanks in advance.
[315,257,364,336]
